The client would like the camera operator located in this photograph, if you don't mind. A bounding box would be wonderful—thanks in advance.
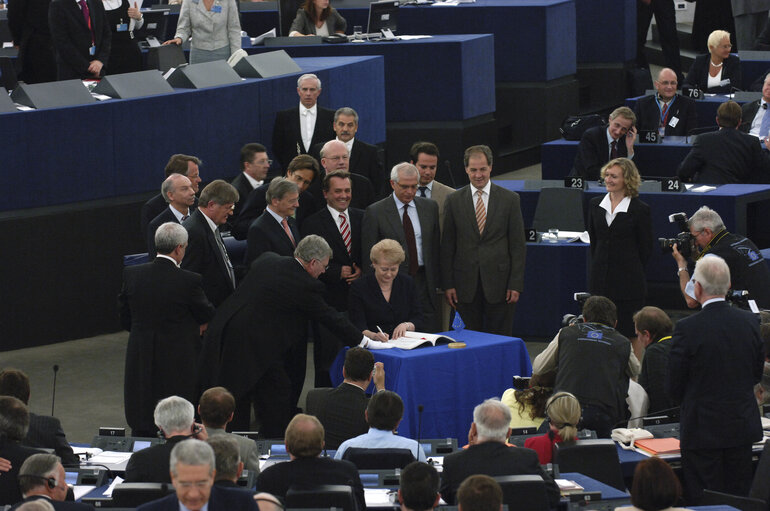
[671,206,770,309]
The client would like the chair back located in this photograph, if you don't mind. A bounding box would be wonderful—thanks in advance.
[749,441,770,504]
[342,447,415,470]
[492,475,549,511]
[112,482,175,507]
[701,489,768,511]
[286,484,357,511]
[278,0,303,36]
[553,439,625,491]
[532,187,585,233]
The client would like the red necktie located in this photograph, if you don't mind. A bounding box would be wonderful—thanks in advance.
[610,140,618,160]
[79,0,94,42]
[660,103,668,127]
[339,212,352,256]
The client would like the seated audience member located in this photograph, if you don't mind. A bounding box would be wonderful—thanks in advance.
[256,414,365,511]
[146,174,196,257]
[457,475,503,511]
[137,439,258,511]
[500,386,551,430]
[306,347,385,450]
[439,398,560,507]
[683,30,741,94]
[288,0,346,36]
[246,177,301,264]
[125,396,208,483]
[0,370,79,466]
[141,154,202,237]
[571,107,637,181]
[754,323,770,405]
[231,143,271,218]
[206,436,243,488]
[616,456,686,511]
[0,397,41,506]
[633,307,675,415]
[633,68,697,137]
[334,390,427,462]
[10,454,92,511]
[199,387,259,475]
[523,392,581,465]
[348,239,423,342]
[740,74,770,140]
[398,462,440,511]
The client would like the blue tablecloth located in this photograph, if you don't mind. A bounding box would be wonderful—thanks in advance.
[329,330,532,444]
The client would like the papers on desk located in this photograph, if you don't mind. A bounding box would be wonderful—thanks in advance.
[389,331,456,350]
[398,35,432,40]
[684,184,717,193]
[365,488,397,508]
[555,479,584,495]
[432,0,474,5]
[103,476,124,497]
[73,485,96,500]
[634,437,680,456]
[72,446,104,459]
[251,28,277,46]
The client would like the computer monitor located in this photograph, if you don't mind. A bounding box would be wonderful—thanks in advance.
[367,0,399,34]
[139,9,170,43]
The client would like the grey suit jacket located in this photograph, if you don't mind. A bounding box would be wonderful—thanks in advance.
[361,195,440,307]
[428,180,455,231]
[441,183,526,303]
[732,0,770,16]
[206,427,260,474]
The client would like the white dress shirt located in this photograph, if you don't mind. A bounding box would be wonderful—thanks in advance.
[598,193,630,226]
[300,103,317,152]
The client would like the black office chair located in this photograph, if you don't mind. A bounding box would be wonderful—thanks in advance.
[111,482,175,507]
[531,187,585,233]
[749,441,770,505]
[553,439,626,492]
[492,475,550,511]
[342,447,415,470]
[700,489,767,511]
[278,0,303,36]
[286,484,357,511]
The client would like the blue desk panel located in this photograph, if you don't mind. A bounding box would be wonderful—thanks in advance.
[625,94,749,131]
[561,472,630,501]
[245,34,494,122]
[740,52,770,90]
[330,330,532,443]
[574,0,634,63]
[0,56,385,212]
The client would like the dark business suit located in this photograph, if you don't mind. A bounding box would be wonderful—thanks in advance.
[245,210,300,264]
[439,441,560,508]
[146,207,185,258]
[587,195,653,337]
[181,209,236,307]
[231,183,316,240]
[636,0,681,79]
[48,0,111,80]
[677,127,770,184]
[124,435,188,483]
[257,457,365,511]
[9,495,94,510]
[441,184,526,336]
[739,98,769,135]
[272,105,335,174]
[0,440,42,506]
[667,301,763,503]
[119,257,215,436]
[633,94,698,136]
[308,172,377,212]
[230,172,258,218]
[7,0,57,83]
[141,193,197,239]
[199,254,363,437]
[306,383,369,450]
[312,139,386,196]
[638,337,674,415]
[137,484,258,511]
[348,272,423,335]
[683,53,742,94]
[572,126,630,180]
[24,413,80,466]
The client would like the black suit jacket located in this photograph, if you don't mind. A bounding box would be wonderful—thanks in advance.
[48,0,111,80]
[24,413,80,466]
[306,383,369,450]
[272,106,335,173]
[677,127,770,184]
[136,484,258,511]
[146,207,185,258]
[668,301,763,449]
[739,99,767,135]
[141,194,197,238]
[256,457,365,511]
[119,257,215,434]
[300,207,363,311]
[311,139,386,196]
[9,495,94,510]
[245,210,300,264]
[230,172,258,218]
[348,273,423,334]
[181,209,236,307]
[0,440,42,506]
[572,125,630,180]
[308,172,377,212]
[633,93,698,136]
[7,0,57,83]
[683,53,742,94]
[439,441,560,508]
[231,183,317,240]
[124,435,189,483]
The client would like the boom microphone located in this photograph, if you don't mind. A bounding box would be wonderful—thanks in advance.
[51,365,59,416]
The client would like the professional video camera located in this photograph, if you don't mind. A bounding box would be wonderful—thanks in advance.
[658,212,694,259]
[725,290,753,310]
[561,292,591,327]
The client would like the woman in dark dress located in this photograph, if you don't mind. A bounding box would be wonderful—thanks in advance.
[348,239,422,342]
[103,0,143,75]
[587,158,653,340]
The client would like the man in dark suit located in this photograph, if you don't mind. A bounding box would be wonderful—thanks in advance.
[10,454,93,510]
[398,462,440,511]
[633,306,675,415]
[181,180,240,307]
[667,256,764,504]
[439,398,560,508]
[572,107,638,180]
[362,163,441,332]
[146,174,196,257]
[141,154,202,238]
[678,100,770,184]
[637,1,682,82]
[0,397,42,507]
[231,143,270,218]
[309,140,376,211]
[48,0,111,80]
[246,177,300,264]
[272,73,335,175]
[125,397,209,483]
[199,387,259,476]
[306,347,384,449]
[740,73,770,138]
[120,222,216,436]
[7,0,57,83]
[441,145,526,336]
[256,414,365,511]
[0,370,79,466]
[633,68,697,137]
[137,439,258,511]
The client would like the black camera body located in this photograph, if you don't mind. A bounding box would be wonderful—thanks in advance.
[658,212,693,258]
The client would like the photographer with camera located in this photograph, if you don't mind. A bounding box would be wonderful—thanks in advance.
[670,206,770,309]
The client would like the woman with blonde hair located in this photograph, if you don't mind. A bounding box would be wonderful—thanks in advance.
[683,29,741,94]
[524,392,581,464]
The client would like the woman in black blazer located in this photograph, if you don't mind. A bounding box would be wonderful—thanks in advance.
[683,29,741,94]
[289,0,346,37]
[349,239,422,341]
[587,158,653,339]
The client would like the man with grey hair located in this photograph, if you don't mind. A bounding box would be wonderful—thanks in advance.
[362,162,441,332]
[125,397,208,483]
[668,256,764,504]
[671,205,770,309]
[140,153,202,237]
[120,223,215,437]
[439,398,559,507]
[200,235,389,436]
[147,174,197,257]
[0,397,40,507]
[312,139,376,210]
[272,73,335,175]
[245,177,301,264]
[137,439,258,511]
[10,454,92,510]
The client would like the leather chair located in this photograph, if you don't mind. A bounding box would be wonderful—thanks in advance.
[342,447,415,470]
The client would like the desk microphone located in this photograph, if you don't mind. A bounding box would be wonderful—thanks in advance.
[613,406,680,427]
[51,364,59,416]
[416,404,424,457]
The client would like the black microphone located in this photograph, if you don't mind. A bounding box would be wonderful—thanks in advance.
[416,404,424,457]
[51,365,59,416]
[444,160,457,189]
[613,406,681,427]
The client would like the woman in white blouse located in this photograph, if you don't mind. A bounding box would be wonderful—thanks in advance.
[163,0,241,64]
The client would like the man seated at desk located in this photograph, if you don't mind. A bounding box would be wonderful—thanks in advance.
[572,107,638,181]
[740,74,770,141]
[398,462,440,511]
[11,454,93,511]
[633,68,697,138]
